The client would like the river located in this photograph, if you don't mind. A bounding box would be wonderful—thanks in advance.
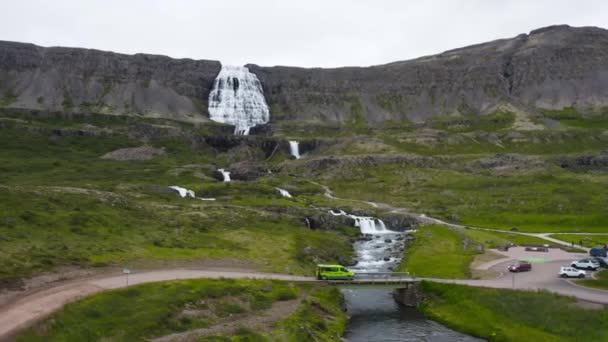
[343,228,482,341]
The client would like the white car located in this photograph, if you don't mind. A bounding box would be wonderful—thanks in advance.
[560,267,586,278]
[571,259,600,270]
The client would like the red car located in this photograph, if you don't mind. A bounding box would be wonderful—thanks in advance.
[508,261,532,272]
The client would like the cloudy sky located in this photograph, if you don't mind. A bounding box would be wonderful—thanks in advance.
[2,0,607,67]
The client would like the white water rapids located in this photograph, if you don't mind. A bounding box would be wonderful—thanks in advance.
[289,141,301,159]
[208,65,270,135]
[329,209,408,272]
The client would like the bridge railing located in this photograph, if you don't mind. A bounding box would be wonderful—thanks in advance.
[353,272,415,281]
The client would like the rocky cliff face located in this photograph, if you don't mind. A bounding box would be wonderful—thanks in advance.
[0,41,220,122]
[249,25,608,125]
[1,25,607,126]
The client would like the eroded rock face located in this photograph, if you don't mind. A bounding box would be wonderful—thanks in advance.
[0,41,221,122]
[1,25,607,126]
[248,25,608,125]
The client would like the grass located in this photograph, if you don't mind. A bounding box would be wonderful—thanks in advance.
[459,228,555,248]
[271,286,347,341]
[0,187,355,282]
[18,279,346,342]
[397,225,480,278]
[323,163,608,233]
[540,107,608,129]
[579,270,608,290]
[551,234,608,248]
[419,281,608,342]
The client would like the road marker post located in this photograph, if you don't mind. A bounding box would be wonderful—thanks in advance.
[123,268,131,287]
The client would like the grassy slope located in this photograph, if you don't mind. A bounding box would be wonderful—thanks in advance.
[0,120,357,282]
[579,270,608,290]
[551,234,608,248]
[323,163,608,233]
[397,225,563,278]
[419,282,608,342]
[397,225,478,278]
[18,279,347,341]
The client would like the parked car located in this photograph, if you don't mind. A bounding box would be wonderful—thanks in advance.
[316,264,355,280]
[508,261,532,272]
[570,259,600,271]
[590,247,607,257]
[592,257,608,268]
[559,267,586,278]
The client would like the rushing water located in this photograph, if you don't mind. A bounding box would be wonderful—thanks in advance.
[289,140,301,159]
[341,211,482,341]
[276,187,292,198]
[218,169,231,182]
[208,65,270,135]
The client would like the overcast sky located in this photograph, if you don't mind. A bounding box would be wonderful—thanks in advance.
[1,0,607,68]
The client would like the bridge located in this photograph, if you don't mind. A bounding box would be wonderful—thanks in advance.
[325,272,417,287]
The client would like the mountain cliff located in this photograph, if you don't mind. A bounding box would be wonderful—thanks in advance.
[1,25,607,127]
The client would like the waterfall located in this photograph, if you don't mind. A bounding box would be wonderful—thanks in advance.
[276,188,292,198]
[327,210,389,234]
[208,65,270,135]
[351,217,388,235]
[289,141,301,159]
[218,169,231,182]
[169,186,195,198]
[304,217,311,229]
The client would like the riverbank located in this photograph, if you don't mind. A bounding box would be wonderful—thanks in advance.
[418,281,608,342]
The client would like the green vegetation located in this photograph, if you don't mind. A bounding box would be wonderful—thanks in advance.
[397,225,479,278]
[19,279,346,341]
[579,270,608,290]
[551,234,608,248]
[0,187,354,281]
[430,111,515,132]
[541,106,608,129]
[0,115,356,282]
[323,163,608,232]
[272,286,347,341]
[459,229,554,248]
[419,282,608,342]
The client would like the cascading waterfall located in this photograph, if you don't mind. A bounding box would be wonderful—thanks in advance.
[208,65,270,135]
[218,169,231,182]
[289,141,301,159]
[329,210,388,234]
[329,209,407,272]
[276,188,292,198]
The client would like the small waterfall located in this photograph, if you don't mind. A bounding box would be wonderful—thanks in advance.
[218,169,231,182]
[289,141,301,159]
[276,188,292,198]
[304,217,311,229]
[169,186,195,198]
[328,209,405,272]
[208,65,270,135]
[351,217,388,235]
[328,210,388,234]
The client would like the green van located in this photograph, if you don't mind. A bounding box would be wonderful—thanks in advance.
[316,264,355,280]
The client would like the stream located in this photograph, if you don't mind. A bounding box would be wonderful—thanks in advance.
[342,216,482,341]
